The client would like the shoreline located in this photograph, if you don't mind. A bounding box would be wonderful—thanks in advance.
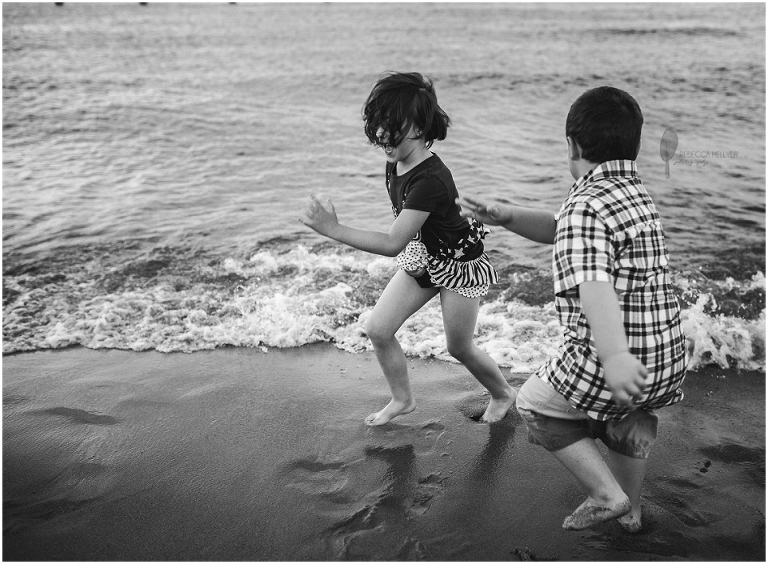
[3,345,765,561]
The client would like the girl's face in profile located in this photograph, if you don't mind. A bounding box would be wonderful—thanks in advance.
[375,125,424,164]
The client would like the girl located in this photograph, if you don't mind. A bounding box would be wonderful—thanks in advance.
[299,71,516,426]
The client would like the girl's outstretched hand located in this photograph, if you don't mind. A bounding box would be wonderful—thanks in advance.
[299,193,338,237]
[456,195,511,226]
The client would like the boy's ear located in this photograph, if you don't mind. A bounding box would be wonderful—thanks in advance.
[567,136,581,161]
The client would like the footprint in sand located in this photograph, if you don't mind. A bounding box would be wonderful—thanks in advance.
[366,420,447,457]
[281,453,391,558]
[282,458,352,503]
[281,432,450,559]
[322,466,445,558]
[3,394,28,408]
[700,442,765,485]
[455,394,518,423]
[700,442,765,465]
[654,446,763,531]
[363,443,448,517]
[35,407,118,426]
[4,460,112,533]
[397,536,429,559]
[653,475,720,528]
[409,473,447,517]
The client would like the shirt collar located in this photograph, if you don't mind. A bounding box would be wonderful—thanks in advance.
[570,160,638,196]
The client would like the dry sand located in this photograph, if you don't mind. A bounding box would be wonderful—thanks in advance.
[3,345,765,561]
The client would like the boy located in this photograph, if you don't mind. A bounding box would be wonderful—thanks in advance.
[458,86,687,532]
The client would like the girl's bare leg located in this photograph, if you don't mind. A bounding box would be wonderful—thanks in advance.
[364,271,439,426]
[439,289,516,423]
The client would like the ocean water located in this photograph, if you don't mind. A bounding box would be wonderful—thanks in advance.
[3,2,765,372]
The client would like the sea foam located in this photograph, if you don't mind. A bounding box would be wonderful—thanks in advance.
[3,245,763,374]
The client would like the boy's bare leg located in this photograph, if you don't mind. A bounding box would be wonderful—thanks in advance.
[606,449,649,533]
[365,271,439,426]
[551,438,631,530]
[440,289,517,423]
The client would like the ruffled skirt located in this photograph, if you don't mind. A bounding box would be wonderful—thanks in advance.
[396,240,499,298]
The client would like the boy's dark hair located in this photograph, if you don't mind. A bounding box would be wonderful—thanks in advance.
[363,71,450,149]
[566,86,643,163]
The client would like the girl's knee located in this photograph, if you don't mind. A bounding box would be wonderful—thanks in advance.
[364,315,394,344]
[446,340,474,363]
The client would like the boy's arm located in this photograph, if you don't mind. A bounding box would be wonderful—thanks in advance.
[299,193,428,256]
[456,195,556,244]
[579,280,649,407]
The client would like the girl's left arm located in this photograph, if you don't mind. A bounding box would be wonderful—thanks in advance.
[299,193,429,256]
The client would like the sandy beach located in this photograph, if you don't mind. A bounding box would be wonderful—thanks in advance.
[2,344,764,561]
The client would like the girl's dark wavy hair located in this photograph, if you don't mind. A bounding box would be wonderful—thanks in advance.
[565,86,643,163]
[363,72,450,149]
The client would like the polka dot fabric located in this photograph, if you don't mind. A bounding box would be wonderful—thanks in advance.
[396,240,494,298]
[396,240,429,272]
[451,284,489,299]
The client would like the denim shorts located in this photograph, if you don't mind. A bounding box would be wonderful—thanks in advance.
[516,374,658,459]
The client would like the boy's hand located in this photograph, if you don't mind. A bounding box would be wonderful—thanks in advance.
[456,195,511,226]
[299,194,338,237]
[602,351,649,407]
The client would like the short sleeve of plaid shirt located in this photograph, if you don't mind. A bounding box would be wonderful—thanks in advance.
[553,201,613,296]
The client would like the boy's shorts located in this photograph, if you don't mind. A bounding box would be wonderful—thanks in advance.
[516,374,658,459]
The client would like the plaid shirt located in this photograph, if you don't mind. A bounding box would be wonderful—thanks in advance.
[537,160,687,420]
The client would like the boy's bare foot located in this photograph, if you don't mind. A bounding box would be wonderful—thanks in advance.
[480,386,517,423]
[617,507,642,533]
[562,496,631,530]
[365,398,416,426]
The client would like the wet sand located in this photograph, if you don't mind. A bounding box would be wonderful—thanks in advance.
[3,345,765,561]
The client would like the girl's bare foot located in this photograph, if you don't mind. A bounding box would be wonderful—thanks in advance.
[365,398,416,426]
[617,507,642,533]
[480,386,517,423]
[562,496,631,530]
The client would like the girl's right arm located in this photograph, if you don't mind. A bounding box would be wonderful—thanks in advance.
[456,195,556,244]
[299,193,429,256]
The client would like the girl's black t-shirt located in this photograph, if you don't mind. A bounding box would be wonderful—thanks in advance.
[386,154,485,262]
